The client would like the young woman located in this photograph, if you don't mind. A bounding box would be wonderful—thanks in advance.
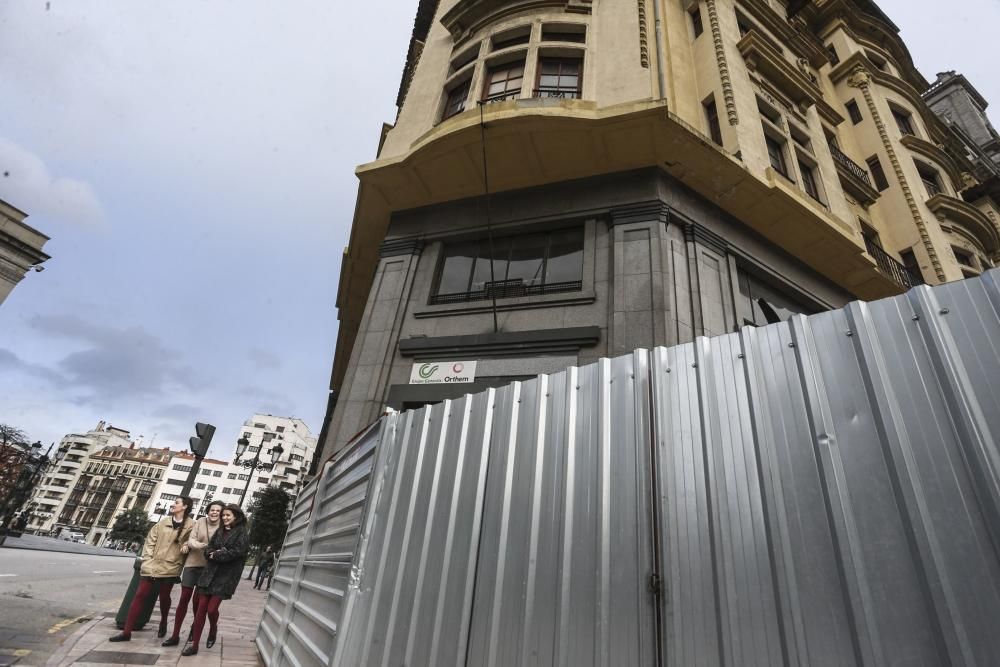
[110,496,194,642]
[182,504,250,656]
[162,500,224,647]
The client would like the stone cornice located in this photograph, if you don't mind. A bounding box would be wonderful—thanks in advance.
[441,0,592,40]
[398,325,600,358]
[926,193,1000,254]
[736,0,828,68]
[0,227,51,266]
[738,31,843,126]
[899,135,964,192]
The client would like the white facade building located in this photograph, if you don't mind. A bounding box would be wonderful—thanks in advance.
[149,452,233,519]
[232,414,317,511]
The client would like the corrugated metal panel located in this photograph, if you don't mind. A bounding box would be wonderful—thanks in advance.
[262,271,1000,666]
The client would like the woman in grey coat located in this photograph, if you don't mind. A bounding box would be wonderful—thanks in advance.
[182,504,250,656]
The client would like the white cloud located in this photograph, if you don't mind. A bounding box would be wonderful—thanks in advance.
[0,137,106,228]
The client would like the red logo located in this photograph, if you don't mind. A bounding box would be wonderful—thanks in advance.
[452,363,464,373]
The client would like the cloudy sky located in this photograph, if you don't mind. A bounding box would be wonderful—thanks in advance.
[1,1,997,458]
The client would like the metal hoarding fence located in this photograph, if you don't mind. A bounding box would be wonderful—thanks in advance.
[258,270,1000,666]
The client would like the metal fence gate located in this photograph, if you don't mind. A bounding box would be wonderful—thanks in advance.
[259,271,1000,666]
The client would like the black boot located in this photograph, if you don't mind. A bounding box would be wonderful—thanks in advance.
[161,636,180,647]
[109,632,131,643]
[181,643,198,656]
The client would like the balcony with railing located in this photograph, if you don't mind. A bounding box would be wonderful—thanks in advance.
[430,277,583,305]
[533,87,580,99]
[864,237,916,289]
[830,143,880,204]
[482,90,521,104]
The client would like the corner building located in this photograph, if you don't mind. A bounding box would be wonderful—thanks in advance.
[320,0,1000,459]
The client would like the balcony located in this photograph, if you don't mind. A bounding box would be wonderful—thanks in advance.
[533,87,580,100]
[830,143,880,205]
[482,90,521,104]
[430,278,583,305]
[864,237,916,289]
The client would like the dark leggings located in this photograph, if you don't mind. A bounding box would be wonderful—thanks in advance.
[190,591,223,647]
[123,579,174,636]
[169,585,203,640]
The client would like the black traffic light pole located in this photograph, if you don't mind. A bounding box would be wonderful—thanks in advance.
[181,422,215,497]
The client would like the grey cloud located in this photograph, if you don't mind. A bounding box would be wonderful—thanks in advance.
[247,347,281,370]
[152,403,203,420]
[29,314,201,400]
[0,347,64,384]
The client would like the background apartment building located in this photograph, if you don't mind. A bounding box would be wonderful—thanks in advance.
[28,421,175,545]
[152,414,318,516]
[317,0,1000,460]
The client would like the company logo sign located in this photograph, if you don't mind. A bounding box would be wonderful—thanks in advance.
[409,360,477,385]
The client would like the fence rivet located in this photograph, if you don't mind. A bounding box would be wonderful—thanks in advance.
[665,368,671,373]
[846,330,853,337]
[788,342,796,348]
[912,315,920,321]
[691,363,698,368]
[940,308,950,315]
[737,353,744,359]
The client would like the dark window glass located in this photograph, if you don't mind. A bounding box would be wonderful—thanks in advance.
[846,100,863,124]
[483,61,525,102]
[893,109,915,136]
[705,98,722,146]
[915,161,942,196]
[737,271,814,327]
[826,44,839,65]
[433,228,584,303]
[541,26,586,43]
[952,246,974,267]
[799,160,820,200]
[492,31,529,51]
[690,7,704,37]
[443,79,471,119]
[737,15,751,38]
[536,58,582,99]
[765,134,788,177]
[866,155,889,191]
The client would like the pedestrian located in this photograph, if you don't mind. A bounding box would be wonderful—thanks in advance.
[161,500,224,647]
[182,504,250,656]
[110,497,194,643]
[266,548,279,590]
[253,545,274,589]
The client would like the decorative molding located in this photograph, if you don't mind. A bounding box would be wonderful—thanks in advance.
[926,193,1000,254]
[0,260,24,285]
[608,201,668,227]
[379,238,426,258]
[398,325,601,358]
[683,221,729,255]
[637,0,649,68]
[848,66,946,282]
[441,0,592,40]
[706,0,739,126]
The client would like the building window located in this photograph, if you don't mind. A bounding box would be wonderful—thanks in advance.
[482,60,525,103]
[213,470,222,477]
[866,50,889,72]
[196,483,206,490]
[846,100,863,124]
[175,464,192,473]
[253,422,267,429]
[207,485,217,492]
[798,159,821,201]
[443,78,471,120]
[737,270,815,326]
[275,426,285,433]
[238,474,250,481]
[826,44,839,65]
[765,134,789,178]
[541,24,586,43]
[222,487,232,494]
[227,473,237,480]
[952,246,975,268]
[704,98,723,146]
[491,26,530,51]
[737,13,751,38]
[915,161,943,197]
[900,249,925,285]
[689,5,704,38]
[866,155,890,191]
[432,227,585,304]
[892,108,915,136]
[450,43,480,73]
[242,431,251,439]
[535,57,582,99]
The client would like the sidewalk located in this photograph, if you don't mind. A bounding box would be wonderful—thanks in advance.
[46,577,268,667]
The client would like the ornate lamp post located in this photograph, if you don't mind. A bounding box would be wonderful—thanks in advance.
[234,433,284,509]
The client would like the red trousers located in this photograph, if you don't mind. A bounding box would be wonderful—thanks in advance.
[123,579,173,636]
[190,590,223,647]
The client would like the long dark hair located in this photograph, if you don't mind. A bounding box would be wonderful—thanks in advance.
[171,496,194,542]
[222,503,247,529]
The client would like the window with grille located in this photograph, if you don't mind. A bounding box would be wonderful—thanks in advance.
[482,61,525,103]
[433,227,584,304]
[704,98,722,146]
[535,58,582,99]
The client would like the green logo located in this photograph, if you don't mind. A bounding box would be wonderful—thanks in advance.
[418,363,439,379]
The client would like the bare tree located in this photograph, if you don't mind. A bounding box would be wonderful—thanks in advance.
[0,424,28,449]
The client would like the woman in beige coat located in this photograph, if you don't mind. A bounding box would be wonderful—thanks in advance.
[162,500,224,646]
[110,497,194,642]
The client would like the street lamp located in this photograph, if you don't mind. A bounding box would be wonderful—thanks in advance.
[235,433,284,508]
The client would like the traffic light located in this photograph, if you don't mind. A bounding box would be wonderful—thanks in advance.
[189,422,215,457]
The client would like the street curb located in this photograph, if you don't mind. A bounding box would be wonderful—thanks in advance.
[0,545,135,558]
[43,616,104,667]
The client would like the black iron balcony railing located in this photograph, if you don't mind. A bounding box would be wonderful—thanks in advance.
[431,278,583,305]
[482,90,521,104]
[533,87,580,99]
[865,237,916,289]
[829,143,872,187]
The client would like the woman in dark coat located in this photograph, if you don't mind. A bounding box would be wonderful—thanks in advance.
[182,504,250,656]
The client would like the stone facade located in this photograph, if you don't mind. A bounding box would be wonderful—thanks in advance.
[0,199,49,306]
[318,0,1000,460]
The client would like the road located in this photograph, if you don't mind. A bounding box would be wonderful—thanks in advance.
[0,547,133,666]
[2,534,135,558]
